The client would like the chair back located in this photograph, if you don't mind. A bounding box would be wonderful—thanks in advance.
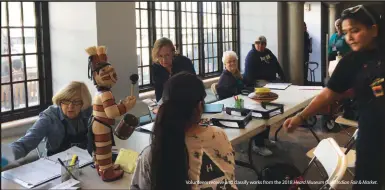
[313,138,347,189]
[211,83,219,100]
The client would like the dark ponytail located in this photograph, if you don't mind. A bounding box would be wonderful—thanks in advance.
[150,72,206,190]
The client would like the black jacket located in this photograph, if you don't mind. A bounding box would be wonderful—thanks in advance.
[153,55,196,101]
[216,70,244,100]
[243,45,285,86]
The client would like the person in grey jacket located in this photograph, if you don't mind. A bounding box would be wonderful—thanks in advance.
[8,81,93,160]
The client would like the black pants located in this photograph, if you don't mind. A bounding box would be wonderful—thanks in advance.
[304,55,309,85]
[352,107,385,190]
[253,127,270,147]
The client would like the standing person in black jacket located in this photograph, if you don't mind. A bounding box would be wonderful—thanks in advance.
[216,51,244,100]
[284,5,385,189]
[304,22,313,85]
[152,37,196,102]
[243,36,286,87]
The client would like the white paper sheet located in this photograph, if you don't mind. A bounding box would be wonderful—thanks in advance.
[137,122,154,132]
[298,86,324,90]
[48,146,93,168]
[2,158,61,188]
[264,83,292,90]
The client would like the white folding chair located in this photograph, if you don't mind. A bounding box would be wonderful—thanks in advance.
[302,138,348,190]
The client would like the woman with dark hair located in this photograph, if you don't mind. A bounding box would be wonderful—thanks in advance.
[131,72,237,190]
[284,5,385,189]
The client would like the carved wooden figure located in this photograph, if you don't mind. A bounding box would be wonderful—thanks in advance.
[86,46,136,182]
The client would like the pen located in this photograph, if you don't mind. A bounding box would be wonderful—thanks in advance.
[57,158,78,180]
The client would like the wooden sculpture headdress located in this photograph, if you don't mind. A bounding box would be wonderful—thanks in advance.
[85,45,136,182]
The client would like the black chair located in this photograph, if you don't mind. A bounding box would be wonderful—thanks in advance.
[306,61,319,85]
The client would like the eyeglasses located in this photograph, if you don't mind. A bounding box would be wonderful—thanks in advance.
[61,100,83,106]
[341,5,377,25]
[157,54,172,62]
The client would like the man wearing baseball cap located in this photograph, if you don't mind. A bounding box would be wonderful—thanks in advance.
[243,35,286,156]
[243,35,286,87]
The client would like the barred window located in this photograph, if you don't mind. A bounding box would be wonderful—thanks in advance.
[1,2,52,123]
[135,2,239,91]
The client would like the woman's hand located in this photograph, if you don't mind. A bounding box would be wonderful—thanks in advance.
[283,115,304,133]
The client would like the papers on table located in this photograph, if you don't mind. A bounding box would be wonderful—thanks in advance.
[264,83,292,90]
[1,146,92,188]
[48,146,93,168]
[137,122,154,133]
[298,86,324,90]
[212,112,247,129]
[243,104,282,118]
[2,158,61,188]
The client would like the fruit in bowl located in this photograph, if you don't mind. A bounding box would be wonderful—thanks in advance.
[248,88,279,103]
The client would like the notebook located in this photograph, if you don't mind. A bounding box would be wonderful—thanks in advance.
[1,146,92,188]
[114,148,139,173]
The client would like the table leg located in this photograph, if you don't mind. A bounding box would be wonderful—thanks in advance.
[274,125,283,141]
[234,138,259,175]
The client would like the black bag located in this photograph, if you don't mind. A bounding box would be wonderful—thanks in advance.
[258,163,311,190]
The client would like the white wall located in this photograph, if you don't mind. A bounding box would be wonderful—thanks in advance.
[49,2,98,96]
[49,2,138,100]
[304,2,322,82]
[239,2,278,73]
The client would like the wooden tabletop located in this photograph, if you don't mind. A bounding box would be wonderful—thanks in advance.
[1,85,322,189]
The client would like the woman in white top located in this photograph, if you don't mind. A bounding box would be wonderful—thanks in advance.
[130,72,237,190]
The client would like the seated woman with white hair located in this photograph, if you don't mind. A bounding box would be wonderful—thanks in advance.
[216,51,245,100]
[6,81,93,161]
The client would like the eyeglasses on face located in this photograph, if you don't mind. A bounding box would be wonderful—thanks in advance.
[342,5,377,25]
[157,54,172,62]
[61,100,83,106]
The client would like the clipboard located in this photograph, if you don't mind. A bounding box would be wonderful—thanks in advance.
[226,102,284,119]
[210,110,252,129]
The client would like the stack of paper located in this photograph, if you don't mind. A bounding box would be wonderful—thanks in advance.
[2,157,61,188]
[137,122,154,133]
[114,148,139,173]
[264,83,292,90]
[1,146,92,188]
[48,146,93,168]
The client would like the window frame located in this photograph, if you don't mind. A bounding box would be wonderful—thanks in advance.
[136,2,240,92]
[1,2,52,123]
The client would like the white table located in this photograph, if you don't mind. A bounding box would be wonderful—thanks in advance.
[208,85,322,173]
[1,132,151,189]
[210,85,322,144]
[1,85,322,189]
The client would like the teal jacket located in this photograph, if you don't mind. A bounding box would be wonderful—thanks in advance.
[328,33,351,56]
